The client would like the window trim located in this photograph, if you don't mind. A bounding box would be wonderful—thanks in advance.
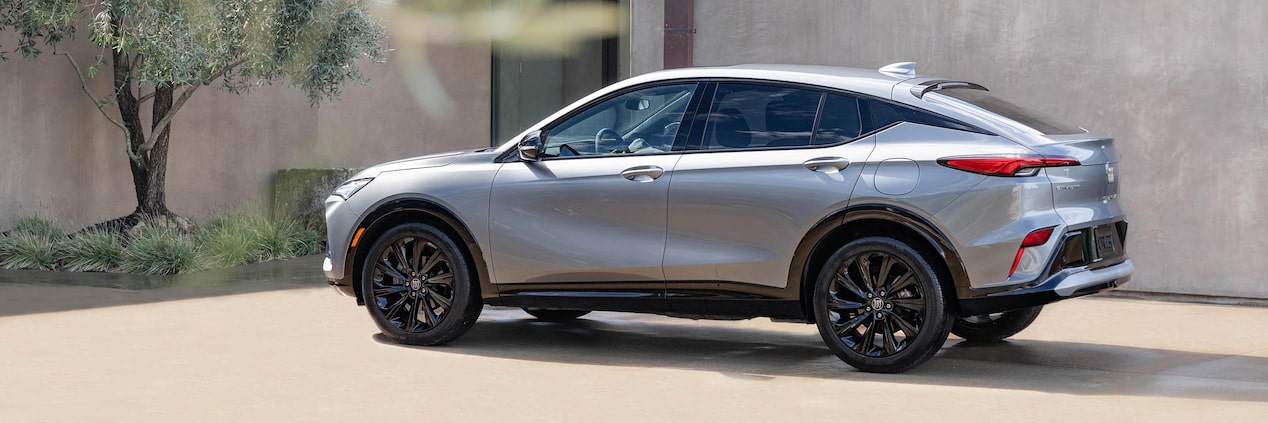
[864,96,994,135]
[497,77,997,162]
[672,78,996,155]
[684,80,869,153]
[531,80,705,162]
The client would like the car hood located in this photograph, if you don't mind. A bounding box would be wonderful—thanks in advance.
[352,150,472,179]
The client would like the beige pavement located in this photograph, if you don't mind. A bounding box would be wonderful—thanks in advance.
[1,282,1266,422]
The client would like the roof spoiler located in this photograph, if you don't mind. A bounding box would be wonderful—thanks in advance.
[910,80,989,98]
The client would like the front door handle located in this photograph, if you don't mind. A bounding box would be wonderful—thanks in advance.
[621,165,665,182]
[803,157,850,173]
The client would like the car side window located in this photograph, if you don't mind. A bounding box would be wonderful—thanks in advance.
[701,83,824,150]
[814,94,863,145]
[543,83,697,158]
[867,99,983,133]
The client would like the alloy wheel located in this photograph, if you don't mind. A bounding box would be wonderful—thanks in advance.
[824,251,928,358]
[370,236,456,333]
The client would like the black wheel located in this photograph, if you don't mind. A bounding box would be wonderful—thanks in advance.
[812,237,953,373]
[360,223,482,346]
[951,306,1043,342]
[522,308,591,322]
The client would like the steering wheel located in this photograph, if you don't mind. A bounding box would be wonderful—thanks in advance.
[595,128,625,154]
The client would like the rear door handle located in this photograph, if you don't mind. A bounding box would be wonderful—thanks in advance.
[621,165,665,182]
[803,157,850,172]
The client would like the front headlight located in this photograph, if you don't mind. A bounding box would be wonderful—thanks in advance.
[332,178,373,199]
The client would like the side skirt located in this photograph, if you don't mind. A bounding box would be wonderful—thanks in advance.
[492,282,809,322]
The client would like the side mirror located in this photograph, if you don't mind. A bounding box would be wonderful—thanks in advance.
[518,131,542,162]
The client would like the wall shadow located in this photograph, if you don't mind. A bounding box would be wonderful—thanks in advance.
[376,310,1268,403]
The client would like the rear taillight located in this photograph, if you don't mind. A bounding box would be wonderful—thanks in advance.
[938,155,1080,177]
[1021,227,1054,248]
[1010,227,1056,277]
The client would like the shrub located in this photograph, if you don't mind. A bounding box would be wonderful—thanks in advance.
[290,223,324,257]
[196,211,324,269]
[257,219,323,261]
[9,216,65,241]
[198,212,270,268]
[59,230,125,272]
[0,231,61,270]
[122,224,199,275]
[0,211,323,274]
[0,216,65,270]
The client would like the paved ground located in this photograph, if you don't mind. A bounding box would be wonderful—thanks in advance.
[1,259,1266,421]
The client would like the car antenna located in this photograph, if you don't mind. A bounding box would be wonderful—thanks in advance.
[879,62,917,78]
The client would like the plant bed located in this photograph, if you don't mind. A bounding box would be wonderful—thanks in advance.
[0,212,323,276]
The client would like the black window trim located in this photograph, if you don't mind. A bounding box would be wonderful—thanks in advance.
[807,93,828,145]
[508,79,707,163]
[497,77,997,162]
[679,78,994,156]
[680,79,868,154]
[864,96,995,135]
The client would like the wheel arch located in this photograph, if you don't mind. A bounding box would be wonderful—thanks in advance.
[346,198,496,305]
[788,204,971,318]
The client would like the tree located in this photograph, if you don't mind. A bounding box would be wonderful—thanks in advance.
[0,0,384,229]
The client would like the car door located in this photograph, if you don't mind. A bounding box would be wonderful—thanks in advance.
[489,83,700,285]
[663,84,876,289]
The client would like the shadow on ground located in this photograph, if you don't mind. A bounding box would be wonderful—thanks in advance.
[376,309,1268,403]
[5,258,1266,404]
[0,256,326,317]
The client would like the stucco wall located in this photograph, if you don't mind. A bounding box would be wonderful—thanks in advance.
[684,0,1268,298]
[0,31,489,228]
[629,0,665,76]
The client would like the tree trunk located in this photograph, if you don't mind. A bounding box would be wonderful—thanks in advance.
[111,48,171,218]
[140,85,173,216]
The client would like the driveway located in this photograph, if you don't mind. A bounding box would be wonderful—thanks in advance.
[1,259,1266,421]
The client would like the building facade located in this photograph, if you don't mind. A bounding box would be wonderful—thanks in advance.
[2,0,1265,299]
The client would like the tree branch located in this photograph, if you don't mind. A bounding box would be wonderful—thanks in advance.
[136,59,246,153]
[138,85,197,153]
[137,90,154,104]
[206,59,246,85]
[55,49,140,162]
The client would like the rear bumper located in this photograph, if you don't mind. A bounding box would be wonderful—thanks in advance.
[958,259,1133,316]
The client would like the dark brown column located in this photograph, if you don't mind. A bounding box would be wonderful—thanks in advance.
[663,0,694,69]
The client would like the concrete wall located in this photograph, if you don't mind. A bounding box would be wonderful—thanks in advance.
[0,30,489,228]
[629,0,665,76]
[682,0,1268,298]
[4,1,1264,299]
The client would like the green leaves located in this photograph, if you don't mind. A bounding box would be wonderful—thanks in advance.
[0,216,67,271]
[59,229,125,272]
[1,0,385,103]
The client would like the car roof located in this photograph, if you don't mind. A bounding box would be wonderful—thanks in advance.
[624,64,919,99]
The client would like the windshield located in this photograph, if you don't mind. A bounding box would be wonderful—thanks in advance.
[930,88,1085,135]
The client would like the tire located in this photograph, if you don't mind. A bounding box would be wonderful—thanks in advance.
[360,223,482,346]
[812,236,953,373]
[522,308,591,322]
[951,306,1043,342]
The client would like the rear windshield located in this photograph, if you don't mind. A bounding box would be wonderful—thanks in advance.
[931,88,1085,135]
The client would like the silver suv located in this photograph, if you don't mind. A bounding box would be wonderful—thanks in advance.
[323,63,1131,373]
